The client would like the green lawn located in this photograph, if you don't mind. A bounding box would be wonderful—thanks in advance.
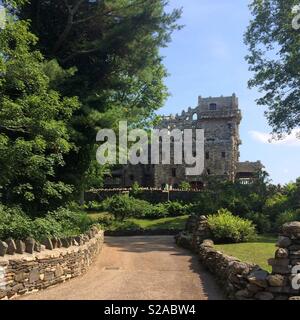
[214,235,277,272]
[88,212,188,231]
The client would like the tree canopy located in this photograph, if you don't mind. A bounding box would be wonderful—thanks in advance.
[245,0,300,135]
[0,17,79,215]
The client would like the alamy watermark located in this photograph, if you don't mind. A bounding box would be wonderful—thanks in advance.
[0,266,5,291]
[96,121,205,176]
[291,265,300,290]
[0,5,6,29]
[292,4,300,30]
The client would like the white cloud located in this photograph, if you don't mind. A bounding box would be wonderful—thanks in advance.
[209,39,230,60]
[249,129,300,147]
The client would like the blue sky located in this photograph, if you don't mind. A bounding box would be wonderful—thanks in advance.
[158,0,300,185]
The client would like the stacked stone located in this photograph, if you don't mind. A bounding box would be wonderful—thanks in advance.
[0,226,101,257]
[267,222,300,299]
[192,216,212,251]
[175,215,212,251]
[176,217,300,300]
[0,228,104,300]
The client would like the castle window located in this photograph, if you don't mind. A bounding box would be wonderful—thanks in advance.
[205,152,210,160]
[207,169,211,175]
[222,152,226,158]
[129,174,134,181]
[209,103,217,111]
[192,113,198,121]
[172,168,177,177]
[228,123,232,130]
[193,151,196,157]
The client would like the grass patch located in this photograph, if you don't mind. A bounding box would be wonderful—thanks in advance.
[87,212,188,231]
[214,235,277,272]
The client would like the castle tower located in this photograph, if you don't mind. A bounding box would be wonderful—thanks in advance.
[153,94,242,188]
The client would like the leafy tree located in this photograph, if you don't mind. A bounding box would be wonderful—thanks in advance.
[245,0,300,134]
[0,13,79,215]
[19,0,182,196]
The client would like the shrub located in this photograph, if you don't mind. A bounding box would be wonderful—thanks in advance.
[95,213,115,228]
[130,182,142,196]
[0,205,33,240]
[48,207,92,235]
[275,209,300,229]
[245,212,272,234]
[179,181,191,191]
[145,203,169,219]
[84,201,104,212]
[207,209,257,243]
[31,217,63,241]
[164,201,190,217]
[103,194,134,221]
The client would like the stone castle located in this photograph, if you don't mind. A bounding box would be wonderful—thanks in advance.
[104,94,263,189]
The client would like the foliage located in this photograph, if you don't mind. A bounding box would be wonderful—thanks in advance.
[84,201,104,212]
[0,16,79,215]
[47,207,92,236]
[207,209,257,243]
[245,211,272,234]
[0,204,32,240]
[145,203,168,219]
[179,181,191,191]
[19,0,182,195]
[245,0,300,134]
[0,204,92,241]
[130,182,142,197]
[262,193,290,220]
[163,201,191,217]
[102,194,136,221]
[275,209,300,229]
[99,195,191,220]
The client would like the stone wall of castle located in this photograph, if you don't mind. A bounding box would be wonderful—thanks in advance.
[153,94,242,188]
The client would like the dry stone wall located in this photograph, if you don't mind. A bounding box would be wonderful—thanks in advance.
[0,227,104,300]
[176,216,300,300]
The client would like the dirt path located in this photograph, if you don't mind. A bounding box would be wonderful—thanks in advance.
[18,236,224,300]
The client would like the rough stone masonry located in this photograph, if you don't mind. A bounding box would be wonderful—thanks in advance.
[176,216,300,300]
[105,94,263,189]
[0,227,104,300]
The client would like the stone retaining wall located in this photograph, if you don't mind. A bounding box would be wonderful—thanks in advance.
[0,228,104,300]
[176,216,300,300]
[85,189,202,204]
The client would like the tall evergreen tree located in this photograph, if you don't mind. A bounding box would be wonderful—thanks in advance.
[19,0,182,196]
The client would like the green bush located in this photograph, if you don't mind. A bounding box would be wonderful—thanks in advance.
[95,213,115,228]
[48,207,92,235]
[207,209,257,243]
[0,205,33,240]
[145,203,169,219]
[31,217,63,241]
[179,181,191,191]
[275,209,300,229]
[84,201,104,212]
[164,201,190,217]
[102,194,135,221]
[245,212,272,234]
[0,204,93,240]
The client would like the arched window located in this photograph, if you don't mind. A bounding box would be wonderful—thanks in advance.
[192,113,198,121]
